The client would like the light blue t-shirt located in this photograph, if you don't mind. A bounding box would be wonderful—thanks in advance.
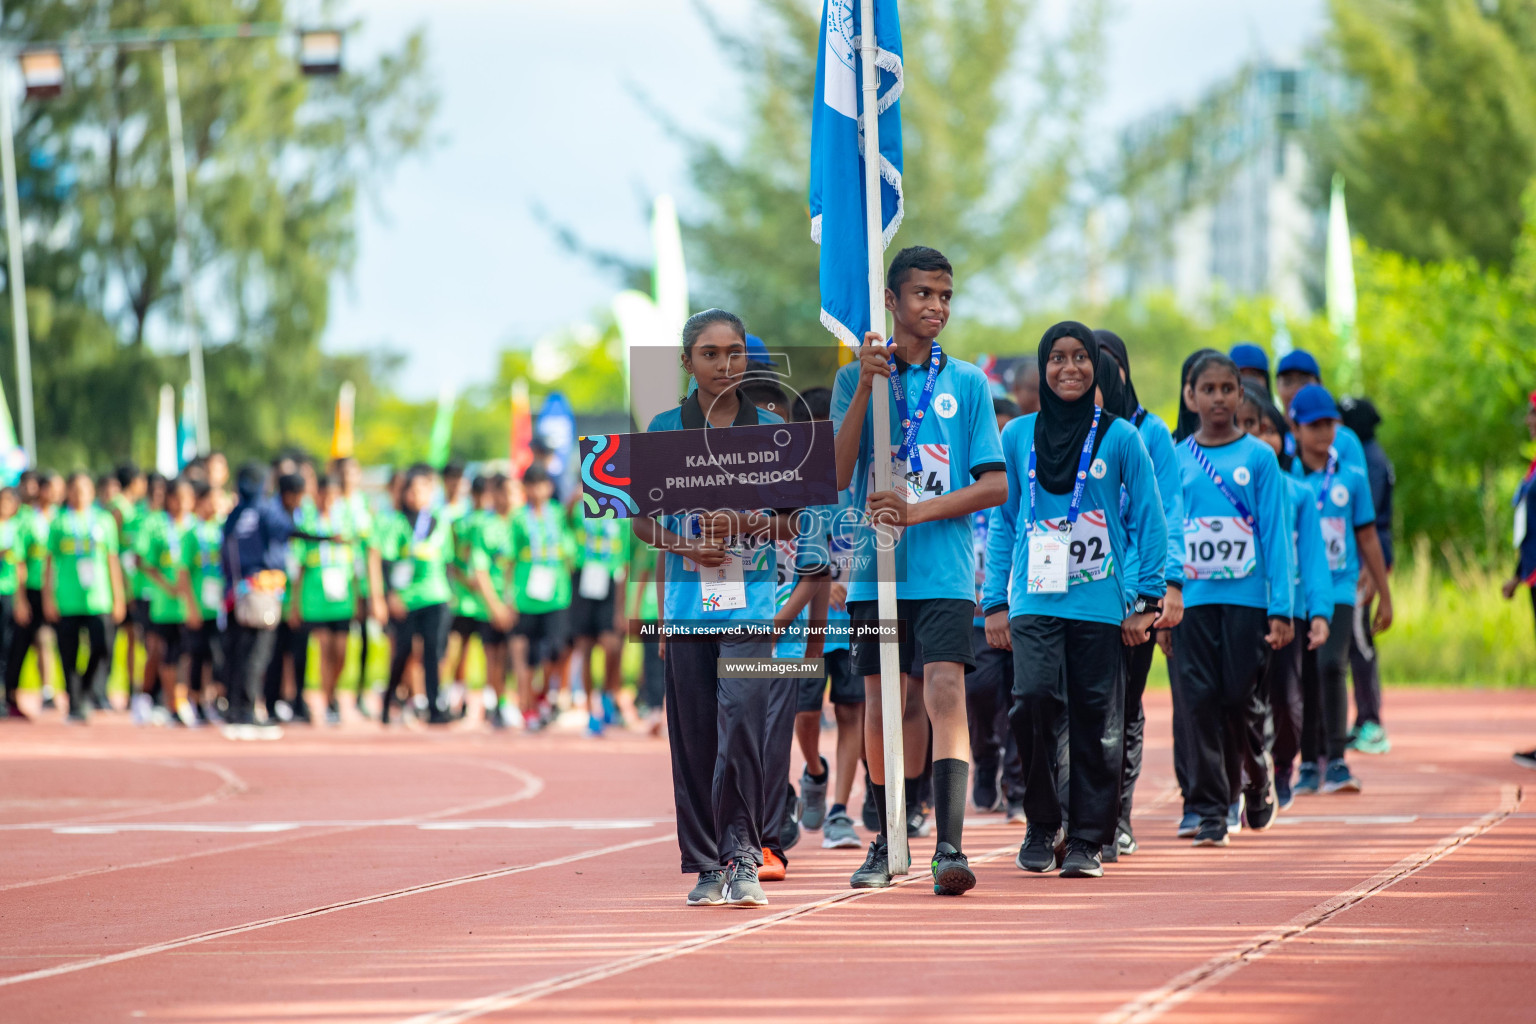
[1175,434,1295,618]
[832,350,1005,604]
[983,414,1167,627]
[824,495,856,652]
[1118,410,1186,603]
[1299,458,1376,608]
[1286,474,1335,623]
[646,398,783,627]
[773,511,830,658]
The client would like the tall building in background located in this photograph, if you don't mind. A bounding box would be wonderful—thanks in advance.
[1117,63,1337,315]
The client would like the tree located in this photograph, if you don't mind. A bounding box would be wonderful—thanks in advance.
[1324,0,1536,268]
[0,0,436,469]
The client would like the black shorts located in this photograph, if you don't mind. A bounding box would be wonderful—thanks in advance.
[129,598,151,630]
[450,614,480,640]
[305,619,352,634]
[847,597,975,676]
[568,586,618,640]
[513,609,567,664]
[149,621,185,658]
[795,647,863,712]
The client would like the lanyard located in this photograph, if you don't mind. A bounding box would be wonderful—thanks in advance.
[1132,404,1147,428]
[1314,449,1338,514]
[411,510,433,543]
[528,505,558,562]
[68,509,91,559]
[1184,437,1257,528]
[1028,407,1101,533]
[889,341,943,474]
[199,521,219,567]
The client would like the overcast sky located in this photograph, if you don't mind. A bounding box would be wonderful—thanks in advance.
[328,0,1326,397]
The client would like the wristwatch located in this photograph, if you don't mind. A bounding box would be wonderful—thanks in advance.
[1133,595,1163,615]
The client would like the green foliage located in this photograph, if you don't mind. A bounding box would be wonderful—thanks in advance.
[1324,0,1536,268]
[666,0,1107,347]
[0,0,436,470]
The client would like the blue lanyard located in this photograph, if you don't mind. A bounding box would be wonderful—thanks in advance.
[1132,405,1147,428]
[1184,437,1257,528]
[69,510,90,557]
[1027,407,1102,533]
[889,341,942,474]
[411,511,433,543]
[1314,449,1338,513]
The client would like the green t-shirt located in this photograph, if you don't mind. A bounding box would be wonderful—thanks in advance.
[343,493,374,596]
[143,513,196,625]
[508,502,575,614]
[294,505,358,623]
[382,509,452,611]
[0,515,20,596]
[627,543,660,622]
[450,508,486,619]
[183,516,225,618]
[48,506,118,616]
[573,513,630,574]
[21,505,51,589]
[479,512,512,614]
[116,498,151,599]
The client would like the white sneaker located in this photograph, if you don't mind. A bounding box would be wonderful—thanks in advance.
[130,693,153,725]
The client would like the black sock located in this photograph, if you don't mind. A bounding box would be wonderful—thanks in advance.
[905,775,921,816]
[806,755,828,783]
[870,782,887,838]
[933,759,970,852]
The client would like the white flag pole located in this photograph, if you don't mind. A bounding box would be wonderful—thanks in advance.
[860,0,907,876]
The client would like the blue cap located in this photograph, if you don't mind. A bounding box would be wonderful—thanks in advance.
[744,334,779,367]
[1229,343,1269,373]
[1276,350,1321,379]
[1288,383,1340,425]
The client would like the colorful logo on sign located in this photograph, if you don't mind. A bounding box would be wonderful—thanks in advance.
[580,434,639,519]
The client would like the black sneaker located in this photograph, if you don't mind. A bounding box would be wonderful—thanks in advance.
[931,842,976,896]
[1514,749,1536,771]
[780,783,803,852]
[1192,820,1229,847]
[850,836,893,889]
[862,784,881,832]
[724,860,767,907]
[1015,823,1062,873]
[1246,781,1278,832]
[907,806,931,838]
[686,868,727,906]
[1060,838,1104,878]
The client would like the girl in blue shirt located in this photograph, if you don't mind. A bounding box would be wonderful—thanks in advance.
[1094,330,1185,859]
[1172,352,1295,847]
[1237,383,1333,812]
[1288,384,1394,797]
[983,323,1166,879]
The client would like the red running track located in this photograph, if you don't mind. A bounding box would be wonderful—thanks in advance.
[0,689,1530,1023]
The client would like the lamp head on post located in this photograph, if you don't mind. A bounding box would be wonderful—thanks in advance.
[298,29,343,77]
[19,49,64,100]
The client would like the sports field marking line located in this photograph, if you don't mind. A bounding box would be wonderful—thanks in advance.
[0,756,546,895]
[5,817,670,835]
[9,758,250,828]
[0,833,671,989]
[395,839,1028,1024]
[1096,782,1524,1024]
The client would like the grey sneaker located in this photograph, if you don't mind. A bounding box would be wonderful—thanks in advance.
[724,860,768,907]
[1060,837,1104,878]
[800,758,829,831]
[686,869,727,906]
[850,836,893,888]
[821,811,861,849]
[907,806,931,838]
[1227,795,1244,834]
[1015,824,1062,873]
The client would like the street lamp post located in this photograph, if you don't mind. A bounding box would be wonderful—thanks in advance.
[160,42,208,455]
[0,2,36,464]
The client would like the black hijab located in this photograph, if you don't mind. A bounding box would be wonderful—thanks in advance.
[1174,347,1220,442]
[1093,330,1141,422]
[1339,395,1381,443]
[1034,321,1116,494]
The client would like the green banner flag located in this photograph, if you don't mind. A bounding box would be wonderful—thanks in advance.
[428,384,456,469]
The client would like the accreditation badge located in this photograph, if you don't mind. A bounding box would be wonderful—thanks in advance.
[700,554,746,611]
[1026,528,1069,595]
[578,563,611,601]
[526,564,559,603]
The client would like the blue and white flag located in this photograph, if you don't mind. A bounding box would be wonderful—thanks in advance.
[810,0,904,350]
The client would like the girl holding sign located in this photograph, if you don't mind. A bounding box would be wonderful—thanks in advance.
[1288,384,1393,796]
[1173,352,1295,847]
[982,323,1166,879]
[631,308,800,910]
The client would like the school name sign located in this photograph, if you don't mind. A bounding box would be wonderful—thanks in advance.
[579,421,838,518]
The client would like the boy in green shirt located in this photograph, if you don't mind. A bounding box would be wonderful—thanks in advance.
[448,474,515,726]
[568,498,630,736]
[44,472,126,722]
[381,465,454,725]
[183,482,226,722]
[6,471,61,712]
[291,473,372,724]
[139,478,202,726]
[507,464,575,731]
[0,487,24,718]
[444,475,491,714]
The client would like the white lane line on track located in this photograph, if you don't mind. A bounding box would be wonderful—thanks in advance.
[1096,782,1524,1024]
[0,833,672,988]
[395,839,1028,1024]
[7,818,669,835]
[0,756,546,894]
